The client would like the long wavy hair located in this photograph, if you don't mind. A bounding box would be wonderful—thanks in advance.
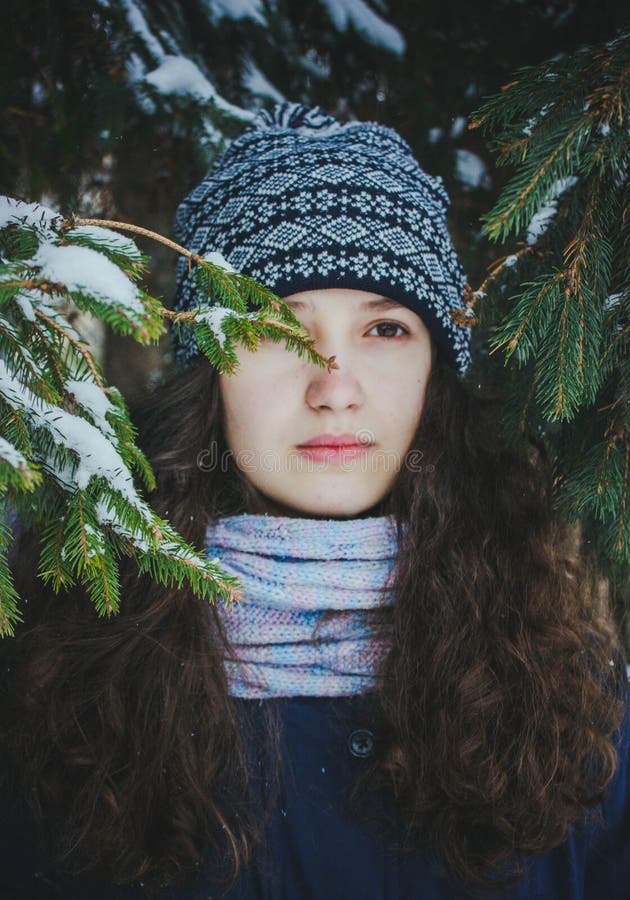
[2,347,628,896]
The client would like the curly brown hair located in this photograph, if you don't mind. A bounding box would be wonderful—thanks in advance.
[1,348,627,896]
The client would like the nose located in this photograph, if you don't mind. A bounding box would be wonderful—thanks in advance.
[304,354,365,412]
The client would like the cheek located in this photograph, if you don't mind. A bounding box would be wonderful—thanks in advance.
[225,391,254,439]
[219,377,254,447]
[220,371,288,447]
[384,373,429,439]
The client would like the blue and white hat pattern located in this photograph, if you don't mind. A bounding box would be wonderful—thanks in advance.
[171,102,471,376]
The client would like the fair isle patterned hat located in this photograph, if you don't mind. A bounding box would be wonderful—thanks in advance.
[171,101,472,376]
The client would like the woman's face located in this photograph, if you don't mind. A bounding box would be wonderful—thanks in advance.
[218,288,434,518]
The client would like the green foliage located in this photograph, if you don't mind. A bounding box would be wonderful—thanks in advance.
[468,32,630,573]
[0,198,328,635]
[173,260,328,375]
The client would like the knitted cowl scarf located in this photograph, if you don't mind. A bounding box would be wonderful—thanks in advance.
[204,513,401,699]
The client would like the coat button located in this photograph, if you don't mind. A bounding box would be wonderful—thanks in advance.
[348,729,375,758]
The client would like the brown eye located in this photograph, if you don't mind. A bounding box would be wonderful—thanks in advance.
[367,322,409,339]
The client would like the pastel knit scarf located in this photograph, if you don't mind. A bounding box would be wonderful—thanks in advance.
[204,513,400,698]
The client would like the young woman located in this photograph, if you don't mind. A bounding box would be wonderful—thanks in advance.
[1,102,629,899]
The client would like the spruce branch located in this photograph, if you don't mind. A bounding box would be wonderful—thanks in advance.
[481,119,587,244]
[34,307,104,387]
[0,197,334,635]
[0,517,23,635]
[66,216,203,268]
[62,214,336,375]
[469,32,630,569]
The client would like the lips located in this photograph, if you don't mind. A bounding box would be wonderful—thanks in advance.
[297,433,373,448]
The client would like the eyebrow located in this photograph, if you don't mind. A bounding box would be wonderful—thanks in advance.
[283,297,405,312]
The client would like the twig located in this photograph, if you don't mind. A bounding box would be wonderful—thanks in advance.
[35,308,104,387]
[63,217,335,371]
[68,217,204,269]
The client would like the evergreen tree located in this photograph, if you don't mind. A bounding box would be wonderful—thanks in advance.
[461,32,630,593]
[0,197,331,635]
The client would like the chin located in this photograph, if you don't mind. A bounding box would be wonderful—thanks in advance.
[263,491,387,520]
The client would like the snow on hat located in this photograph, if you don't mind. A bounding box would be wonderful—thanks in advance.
[171,101,471,376]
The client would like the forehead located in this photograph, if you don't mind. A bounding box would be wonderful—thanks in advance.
[282,290,410,314]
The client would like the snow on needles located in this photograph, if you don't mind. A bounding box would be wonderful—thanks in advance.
[204,251,236,272]
[209,0,267,26]
[0,436,28,470]
[1,195,146,319]
[195,306,235,349]
[29,243,145,317]
[0,196,62,233]
[65,224,144,261]
[145,56,256,121]
[0,357,140,505]
[0,197,225,580]
[319,0,405,56]
[455,149,491,191]
[121,0,164,60]
[65,379,117,439]
[242,57,286,103]
[526,176,578,245]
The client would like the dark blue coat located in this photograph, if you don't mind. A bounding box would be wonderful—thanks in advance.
[2,684,630,900]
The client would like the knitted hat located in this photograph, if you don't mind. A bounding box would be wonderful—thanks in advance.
[171,101,471,376]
